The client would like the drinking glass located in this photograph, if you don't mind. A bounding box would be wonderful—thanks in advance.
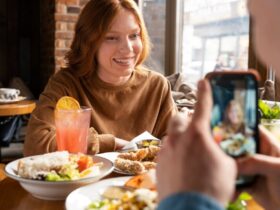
[55,107,91,153]
[261,119,280,141]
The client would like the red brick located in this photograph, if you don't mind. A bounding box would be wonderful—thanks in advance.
[67,22,76,31]
[56,22,68,31]
[56,0,79,5]
[55,31,75,39]
[55,39,66,48]
[56,3,67,14]
[55,49,68,57]
[55,14,78,22]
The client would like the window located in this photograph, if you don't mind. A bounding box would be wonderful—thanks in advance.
[180,0,250,85]
[140,0,252,84]
[140,0,166,75]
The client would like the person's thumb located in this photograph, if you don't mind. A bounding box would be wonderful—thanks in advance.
[192,79,212,127]
[237,154,280,176]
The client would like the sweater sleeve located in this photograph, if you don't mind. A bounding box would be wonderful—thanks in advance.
[153,78,178,138]
[24,71,116,156]
[158,192,225,210]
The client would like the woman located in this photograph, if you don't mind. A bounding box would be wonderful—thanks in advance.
[24,0,177,156]
[213,100,251,143]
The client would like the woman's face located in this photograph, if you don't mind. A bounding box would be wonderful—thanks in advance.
[97,9,143,85]
[228,105,241,125]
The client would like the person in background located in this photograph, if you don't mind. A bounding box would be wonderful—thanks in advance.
[24,0,177,156]
[157,0,280,209]
[212,100,252,143]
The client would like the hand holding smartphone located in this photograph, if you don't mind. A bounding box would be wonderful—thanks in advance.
[206,70,260,187]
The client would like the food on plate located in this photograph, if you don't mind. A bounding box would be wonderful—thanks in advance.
[125,169,156,190]
[56,96,80,110]
[115,158,145,174]
[87,171,157,210]
[114,146,160,174]
[136,139,161,148]
[220,133,256,157]
[87,188,157,210]
[101,186,134,200]
[17,151,102,181]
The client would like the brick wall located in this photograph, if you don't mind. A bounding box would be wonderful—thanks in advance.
[54,0,90,72]
[40,0,89,90]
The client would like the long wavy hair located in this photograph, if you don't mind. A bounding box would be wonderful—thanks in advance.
[65,0,151,77]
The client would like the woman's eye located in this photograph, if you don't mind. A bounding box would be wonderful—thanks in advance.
[105,36,118,41]
[130,33,140,39]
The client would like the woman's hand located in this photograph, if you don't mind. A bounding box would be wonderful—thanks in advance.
[157,80,237,207]
[237,126,280,210]
[115,137,129,150]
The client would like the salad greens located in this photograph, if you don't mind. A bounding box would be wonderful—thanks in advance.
[259,100,280,119]
[226,192,252,210]
[45,163,80,181]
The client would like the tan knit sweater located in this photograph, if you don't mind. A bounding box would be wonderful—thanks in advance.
[24,68,177,156]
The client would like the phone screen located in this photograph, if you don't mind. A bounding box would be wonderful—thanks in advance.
[209,73,259,186]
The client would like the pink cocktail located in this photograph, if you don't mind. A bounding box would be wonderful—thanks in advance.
[55,107,91,154]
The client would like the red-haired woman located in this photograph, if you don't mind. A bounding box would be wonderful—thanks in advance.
[24,0,177,156]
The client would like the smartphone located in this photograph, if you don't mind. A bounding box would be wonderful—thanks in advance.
[206,70,260,187]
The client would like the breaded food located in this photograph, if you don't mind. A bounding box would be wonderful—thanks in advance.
[142,161,156,170]
[115,146,160,174]
[146,146,160,160]
[114,158,145,174]
[118,148,149,161]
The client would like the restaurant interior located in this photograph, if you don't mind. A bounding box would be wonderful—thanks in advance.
[0,0,277,209]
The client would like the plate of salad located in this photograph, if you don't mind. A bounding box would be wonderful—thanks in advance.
[5,151,114,200]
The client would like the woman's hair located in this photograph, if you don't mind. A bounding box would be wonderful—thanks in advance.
[65,0,151,76]
[223,100,244,126]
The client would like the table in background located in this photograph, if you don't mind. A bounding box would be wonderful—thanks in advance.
[0,100,36,162]
[0,100,36,116]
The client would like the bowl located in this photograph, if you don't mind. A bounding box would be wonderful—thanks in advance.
[5,155,114,200]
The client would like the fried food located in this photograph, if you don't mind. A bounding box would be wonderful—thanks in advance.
[118,148,148,161]
[142,161,156,170]
[115,158,145,174]
[115,146,160,174]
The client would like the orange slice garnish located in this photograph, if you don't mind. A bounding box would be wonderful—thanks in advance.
[56,96,80,110]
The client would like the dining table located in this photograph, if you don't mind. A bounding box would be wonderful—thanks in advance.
[0,163,265,210]
[0,163,123,210]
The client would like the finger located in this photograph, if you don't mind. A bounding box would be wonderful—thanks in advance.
[237,154,280,176]
[192,79,212,128]
[167,113,189,145]
[259,125,280,156]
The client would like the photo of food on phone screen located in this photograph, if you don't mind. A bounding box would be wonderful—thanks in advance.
[210,75,257,158]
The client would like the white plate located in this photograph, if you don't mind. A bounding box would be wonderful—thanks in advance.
[65,176,132,210]
[0,96,27,104]
[5,155,114,200]
[96,152,135,175]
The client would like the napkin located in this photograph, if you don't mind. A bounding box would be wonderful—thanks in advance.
[122,131,159,150]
